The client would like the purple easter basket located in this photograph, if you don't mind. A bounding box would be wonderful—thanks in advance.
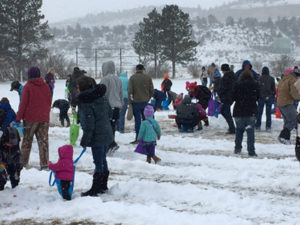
[134,140,155,156]
[208,99,222,117]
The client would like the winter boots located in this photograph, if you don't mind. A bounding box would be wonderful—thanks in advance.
[278,128,291,145]
[81,171,110,197]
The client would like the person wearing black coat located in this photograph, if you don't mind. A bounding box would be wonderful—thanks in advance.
[219,64,237,134]
[77,76,113,197]
[255,67,275,131]
[52,99,70,127]
[232,71,260,156]
[176,95,200,132]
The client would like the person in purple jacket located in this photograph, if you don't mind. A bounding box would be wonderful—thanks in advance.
[45,68,55,97]
[48,145,74,200]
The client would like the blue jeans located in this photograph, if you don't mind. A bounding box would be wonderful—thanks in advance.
[234,117,256,155]
[117,98,128,133]
[256,97,274,129]
[220,103,235,132]
[132,102,148,139]
[91,146,108,173]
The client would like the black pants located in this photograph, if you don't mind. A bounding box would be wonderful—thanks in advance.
[111,108,120,137]
[61,180,71,200]
[0,164,20,189]
[59,109,70,125]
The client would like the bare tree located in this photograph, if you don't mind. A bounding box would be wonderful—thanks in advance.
[270,55,296,77]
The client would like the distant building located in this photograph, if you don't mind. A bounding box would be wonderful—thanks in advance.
[270,37,293,54]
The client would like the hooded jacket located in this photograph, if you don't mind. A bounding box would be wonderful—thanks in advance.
[233,72,260,117]
[128,70,154,103]
[78,85,113,147]
[48,145,74,181]
[277,72,300,107]
[100,61,124,108]
[235,60,258,80]
[119,72,129,99]
[176,96,200,125]
[257,67,275,98]
[218,70,237,104]
[0,101,16,127]
[16,78,51,122]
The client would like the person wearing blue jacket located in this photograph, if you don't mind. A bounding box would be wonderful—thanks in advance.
[235,60,258,80]
[0,98,16,128]
[117,71,129,133]
[10,81,23,103]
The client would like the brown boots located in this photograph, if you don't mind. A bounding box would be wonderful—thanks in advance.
[146,155,161,164]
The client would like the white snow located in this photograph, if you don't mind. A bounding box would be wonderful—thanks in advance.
[0,79,300,225]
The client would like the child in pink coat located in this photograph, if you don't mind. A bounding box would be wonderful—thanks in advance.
[48,145,74,200]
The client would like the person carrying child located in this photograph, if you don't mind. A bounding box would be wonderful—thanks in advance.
[0,109,23,191]
[52,99,70,127]
[48,145,74,200]
[137,105,161,164]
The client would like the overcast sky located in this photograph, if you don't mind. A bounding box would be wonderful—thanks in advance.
[42,0,234,23]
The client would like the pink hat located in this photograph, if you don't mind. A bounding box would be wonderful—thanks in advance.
[285,68,293,74]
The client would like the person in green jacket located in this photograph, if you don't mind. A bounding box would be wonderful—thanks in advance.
[137,105,161,164]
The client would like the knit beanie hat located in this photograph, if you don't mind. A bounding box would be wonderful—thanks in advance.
[28,67,41,80]
[221,64,230,72]
[144,105,154,117]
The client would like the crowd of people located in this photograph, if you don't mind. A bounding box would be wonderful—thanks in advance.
[1,59,300,200]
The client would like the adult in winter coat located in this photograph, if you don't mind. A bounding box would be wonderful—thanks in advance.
[232,71,260,156]
[255,67,276,131]
[277,69,300,144]
[117,71,129,133]
[44,68,55,97]
[10,81,23,103]
[52,99,70,127]
[77,76,113,196]
[0,98,16,128]
[176,95,200,132]
[200,66,208,87]
[100,61,123,152]
[161,74,172,93]
[16,67,52,170]
[235,60,258,80]
[128,64,154,143]
[219,64,237,134]
[69,67,88,108]
[187,82,211,110]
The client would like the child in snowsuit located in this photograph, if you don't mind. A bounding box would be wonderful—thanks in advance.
[52,99,70,127]
[0,109,23,190]
[48,145,74,200]
[137,105,161,164]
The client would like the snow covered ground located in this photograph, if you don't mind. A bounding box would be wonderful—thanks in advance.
[0,79,300,225]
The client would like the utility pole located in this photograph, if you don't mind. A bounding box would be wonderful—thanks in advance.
[120,48,122,73]
[95,49,97,78]
[75,48,78,66]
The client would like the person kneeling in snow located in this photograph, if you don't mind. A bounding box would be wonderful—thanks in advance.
[0,109,23,191]
[137,105,161,164]
[48,145,74,200]
[176,95,201,132]
[77,76,112,197]
[52,99,70,127]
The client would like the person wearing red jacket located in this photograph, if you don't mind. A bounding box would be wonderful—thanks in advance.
[48,145,74,200]
[16,67,52,170]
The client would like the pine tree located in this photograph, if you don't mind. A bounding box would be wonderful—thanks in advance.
[0,0,52,79]
[132,8,161,78]
[160,5,198,78]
